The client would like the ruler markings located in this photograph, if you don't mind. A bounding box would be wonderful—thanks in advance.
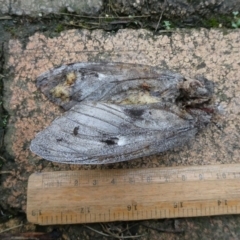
[27,164,240,225]
[38,169,240,189]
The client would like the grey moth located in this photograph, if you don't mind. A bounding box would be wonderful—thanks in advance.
[30,62,214,164]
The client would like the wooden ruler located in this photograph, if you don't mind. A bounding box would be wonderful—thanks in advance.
[27,164,240,225]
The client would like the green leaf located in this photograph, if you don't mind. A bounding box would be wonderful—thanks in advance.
[232,22,238,28]
[232,11,239,16]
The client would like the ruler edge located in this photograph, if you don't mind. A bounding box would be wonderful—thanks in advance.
[27,163,240,224]
[28,163,240,180]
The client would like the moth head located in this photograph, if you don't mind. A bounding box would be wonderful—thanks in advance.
[179,76,214,107]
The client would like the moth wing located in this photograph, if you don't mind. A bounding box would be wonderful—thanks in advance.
[36,62,184,110]
[30,102,197,164]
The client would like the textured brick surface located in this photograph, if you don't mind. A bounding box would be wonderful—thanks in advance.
[3,28,240,211]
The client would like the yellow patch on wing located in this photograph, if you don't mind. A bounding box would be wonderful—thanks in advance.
[66,72,76,85]
[50,72,76,101]
[50,84,70,101]
[120,92,159,105]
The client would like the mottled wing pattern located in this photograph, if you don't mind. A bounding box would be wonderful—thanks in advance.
[30,102,197,164]
[31,62,214,164]
[36,62,184,110]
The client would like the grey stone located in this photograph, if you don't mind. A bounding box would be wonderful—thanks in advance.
[0,0,240,17]
[1,0,240,17]
[0,0,103,16]
[0,0,10,15]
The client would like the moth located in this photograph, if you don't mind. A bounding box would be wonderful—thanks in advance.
[30,62,214,164]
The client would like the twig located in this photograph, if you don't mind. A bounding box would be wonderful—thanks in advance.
[108,0,119,17]
[141,223,185,234]
[0,171,12,174]
[84,225,111,237]
[0,156,7,162]
[56,12,150,19]
[158,29,175,33]
[0,16,12,20]
[0,223,23,234]
[120,222,141,234]
[155,0,167,32]
[101,223,146,239]
[64,22,97,30]
[84,224,146,239]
